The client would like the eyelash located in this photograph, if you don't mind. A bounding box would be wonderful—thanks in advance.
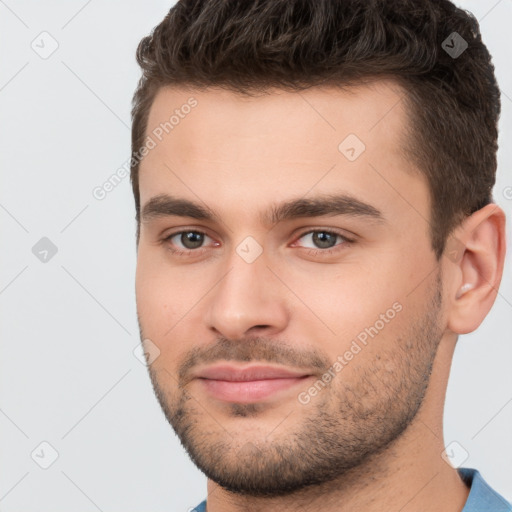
[161,229,354,258]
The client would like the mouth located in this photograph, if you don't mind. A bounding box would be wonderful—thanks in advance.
[192,364,314,403]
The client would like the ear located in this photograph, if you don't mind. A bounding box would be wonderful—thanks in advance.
[445,203,506,335]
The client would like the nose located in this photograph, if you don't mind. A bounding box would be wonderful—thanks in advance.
[205,248,289,340]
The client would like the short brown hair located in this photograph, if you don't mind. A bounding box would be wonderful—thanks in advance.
[131,0,501,258]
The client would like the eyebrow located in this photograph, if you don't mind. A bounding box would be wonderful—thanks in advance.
[141,193,385,226]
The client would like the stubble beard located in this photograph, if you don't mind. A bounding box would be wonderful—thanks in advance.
[144,272,443,497]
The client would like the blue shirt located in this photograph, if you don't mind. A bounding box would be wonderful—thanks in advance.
[191,467,512,511]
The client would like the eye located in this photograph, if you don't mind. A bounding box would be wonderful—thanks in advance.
[161,228,353,258]
[163,230,216,255]
[293,229,353,254]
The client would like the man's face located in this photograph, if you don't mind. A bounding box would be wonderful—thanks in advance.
[135,81,446,495]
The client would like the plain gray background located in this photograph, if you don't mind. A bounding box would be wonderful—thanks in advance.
[0,1,511,511]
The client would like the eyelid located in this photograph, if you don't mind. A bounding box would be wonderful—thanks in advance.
[162,225,212,238]
[292,228,355,246]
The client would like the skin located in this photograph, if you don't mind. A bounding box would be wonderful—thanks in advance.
[135,80,506,512]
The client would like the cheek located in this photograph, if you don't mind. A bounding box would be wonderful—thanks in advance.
[135,273,183,378]
[285,260,403,334]
[283,257,421,371]
[135,253,210,376]
[135,253,183,339]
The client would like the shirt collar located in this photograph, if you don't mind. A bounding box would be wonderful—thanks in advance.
[458,467,512,512]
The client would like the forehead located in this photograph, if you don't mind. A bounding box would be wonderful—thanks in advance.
[145,79,410,153]
[138,80,428,228]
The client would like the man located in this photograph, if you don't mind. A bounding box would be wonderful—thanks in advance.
[130,0,511,510]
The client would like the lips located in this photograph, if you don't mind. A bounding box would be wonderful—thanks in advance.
[197,365,309,381]
[193,364,313,403]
